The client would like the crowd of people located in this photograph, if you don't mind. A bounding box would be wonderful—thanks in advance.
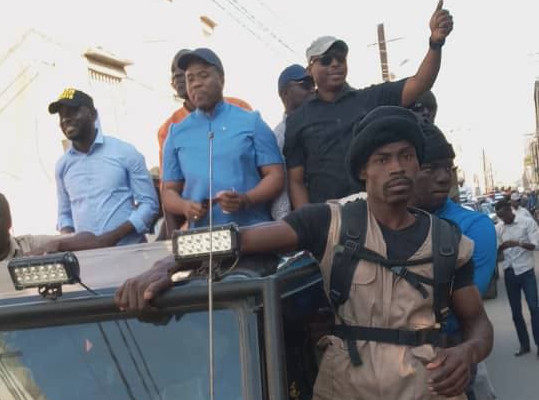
[2,1,539,399]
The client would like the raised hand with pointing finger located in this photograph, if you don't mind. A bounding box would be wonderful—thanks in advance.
[429,0,454,46]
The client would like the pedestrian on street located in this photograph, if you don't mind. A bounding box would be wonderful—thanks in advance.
[495,199,539,358]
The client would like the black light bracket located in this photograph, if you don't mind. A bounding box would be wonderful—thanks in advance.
[8,252,81,299]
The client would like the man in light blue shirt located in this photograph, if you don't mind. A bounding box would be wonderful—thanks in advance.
[50,88,158,246]
[162,49,284,228]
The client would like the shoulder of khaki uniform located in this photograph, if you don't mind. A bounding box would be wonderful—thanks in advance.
[331,192,368,205]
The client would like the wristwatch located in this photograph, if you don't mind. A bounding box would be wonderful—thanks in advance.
[429,38,445,51]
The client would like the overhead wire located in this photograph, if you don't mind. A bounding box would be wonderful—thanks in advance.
[210,0,302,59]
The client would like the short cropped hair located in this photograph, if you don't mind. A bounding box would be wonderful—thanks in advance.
[494,198,511,212]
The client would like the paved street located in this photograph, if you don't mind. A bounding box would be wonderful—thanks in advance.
[484,256,539,400]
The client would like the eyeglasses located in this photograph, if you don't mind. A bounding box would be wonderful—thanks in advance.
[310,52,346,66]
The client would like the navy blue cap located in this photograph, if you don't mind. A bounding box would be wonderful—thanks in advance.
[277,64,309,93]
[177,48,224,73]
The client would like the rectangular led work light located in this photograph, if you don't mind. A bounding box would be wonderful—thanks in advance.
[172,223,240,262]
[8,252,80,291]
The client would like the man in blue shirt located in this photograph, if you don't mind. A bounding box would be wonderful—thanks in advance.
[411,123,497,297]
[50,88,159,246]
[162,48,284,228]
[411,122,497,399]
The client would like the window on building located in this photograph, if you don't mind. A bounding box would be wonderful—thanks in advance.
[84,48,131,85]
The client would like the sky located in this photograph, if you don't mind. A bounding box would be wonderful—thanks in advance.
[263,0,539,187]
[2,0,538,186]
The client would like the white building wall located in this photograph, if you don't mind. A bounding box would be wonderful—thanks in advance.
[0,0,296,235]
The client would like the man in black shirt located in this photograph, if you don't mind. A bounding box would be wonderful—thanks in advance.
[285,0,454,208]
[116,106,492,399]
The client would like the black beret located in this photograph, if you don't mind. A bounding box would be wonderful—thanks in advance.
[421,122,455,164]
[346,106,425,184]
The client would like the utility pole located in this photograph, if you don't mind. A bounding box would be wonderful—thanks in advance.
[377,24,390,82]
[368,24,403,82]
[482,149,490,193]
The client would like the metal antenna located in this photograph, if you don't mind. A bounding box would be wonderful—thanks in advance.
[207,128,215,400]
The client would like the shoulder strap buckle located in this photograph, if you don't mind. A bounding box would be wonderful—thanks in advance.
[390,266,408,278]
[344,239,359,252]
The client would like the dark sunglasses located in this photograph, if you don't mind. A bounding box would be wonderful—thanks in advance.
[311,53,346,66]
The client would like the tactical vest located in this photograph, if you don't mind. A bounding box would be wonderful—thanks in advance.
[311,199,472,399]
[328,199,460,365]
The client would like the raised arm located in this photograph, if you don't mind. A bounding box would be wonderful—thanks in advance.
[401,0,453,107]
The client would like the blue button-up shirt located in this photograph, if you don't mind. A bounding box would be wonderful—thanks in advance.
[55,130,159,246]
[162,102,283,228]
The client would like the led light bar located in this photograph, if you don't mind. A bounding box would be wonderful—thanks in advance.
[8,252,80,291]
[172,223,240,262]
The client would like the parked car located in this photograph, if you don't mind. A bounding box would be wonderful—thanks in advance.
[479,202,499,225]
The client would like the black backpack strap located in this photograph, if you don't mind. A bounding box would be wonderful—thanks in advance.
[328,199,368,308]
[327,199,368,366]
[344,245,434,299]
[333,325,450,348]
[431,216,460,326]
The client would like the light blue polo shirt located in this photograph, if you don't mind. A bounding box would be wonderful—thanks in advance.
[162,102,283,227]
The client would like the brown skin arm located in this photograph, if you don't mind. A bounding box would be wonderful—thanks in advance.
[217,164,284,212]
[426,285,493,397]
[401,0,453,107]
[162,181,208,223]
[157,182,186,239]
[28,222,136,255]
[499,240,519,251]
[499,240,535,251]
[115,221,299,311]
[288,166,309,210]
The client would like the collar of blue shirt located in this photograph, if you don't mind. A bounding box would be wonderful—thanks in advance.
[193,100,227,119]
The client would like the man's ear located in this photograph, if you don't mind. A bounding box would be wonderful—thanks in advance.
[90,107,98,121]
[359,167,367,181]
